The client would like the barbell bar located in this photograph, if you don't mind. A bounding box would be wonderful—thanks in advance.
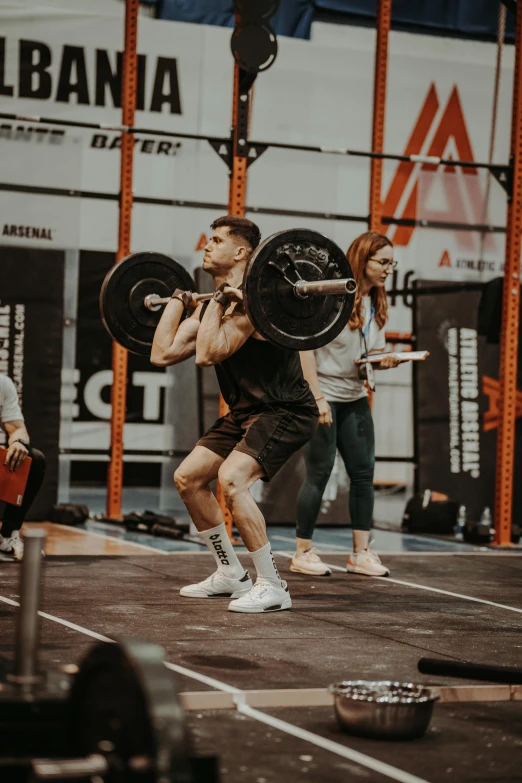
[143,276,356,312]
[99,228,357,354]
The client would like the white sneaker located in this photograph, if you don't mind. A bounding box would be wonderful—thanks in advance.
[180,570,252,599]
[290,548,331,576]
[346,545,390,577]
[228,580,292,613]
[0,530,24,561]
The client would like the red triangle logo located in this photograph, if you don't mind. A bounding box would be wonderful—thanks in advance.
[195,233,207,251]
[439,250,452,268]
[382,84,477,247]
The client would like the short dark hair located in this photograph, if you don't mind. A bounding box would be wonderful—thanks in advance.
[210,215,261,252]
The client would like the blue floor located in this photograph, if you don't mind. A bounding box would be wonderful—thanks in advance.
[79,517,483,555]
[71,485,484,554]
[69,486,409,528]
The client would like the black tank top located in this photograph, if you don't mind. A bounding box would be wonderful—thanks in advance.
[200,302,316,413]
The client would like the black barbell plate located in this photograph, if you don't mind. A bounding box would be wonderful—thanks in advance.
[231,24,278,73]
[100,252,196,356]
[244,229,355,351]
[67,639,192,783]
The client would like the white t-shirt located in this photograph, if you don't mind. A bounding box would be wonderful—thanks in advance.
[315,295,386,403]
[0,374,24,423]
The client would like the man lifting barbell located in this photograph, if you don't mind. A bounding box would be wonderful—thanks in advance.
[151,216,320,613]
[99,219,358,611]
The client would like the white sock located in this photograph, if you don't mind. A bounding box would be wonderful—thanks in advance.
[199,523,245,578]
[250,542,283,588]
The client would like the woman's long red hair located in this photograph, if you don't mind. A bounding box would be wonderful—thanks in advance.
[347,231,392,331]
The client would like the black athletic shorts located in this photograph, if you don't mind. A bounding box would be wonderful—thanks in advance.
[197,405,318,481]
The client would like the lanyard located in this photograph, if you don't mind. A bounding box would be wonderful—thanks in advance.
[359,302,376,391]
[360,302,375,354]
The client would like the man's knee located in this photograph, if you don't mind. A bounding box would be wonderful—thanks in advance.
[218,464,245,503]
[174,466,195,498]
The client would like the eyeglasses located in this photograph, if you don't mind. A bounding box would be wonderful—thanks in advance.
[368,257,398,270]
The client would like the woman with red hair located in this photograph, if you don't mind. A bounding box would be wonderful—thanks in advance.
[292,231,400,577]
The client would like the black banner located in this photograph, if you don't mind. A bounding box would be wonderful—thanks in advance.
[414,282,522,524]
[77,251,165,426]
[75,251,169,484]
[0,245,64,519]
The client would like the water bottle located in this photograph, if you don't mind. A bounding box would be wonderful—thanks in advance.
[455,505,466,541]
[422,489,432,509]
[480,506,494,537]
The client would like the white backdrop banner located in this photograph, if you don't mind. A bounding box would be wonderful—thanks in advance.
[0,3,515,498]
[0,5,513,282]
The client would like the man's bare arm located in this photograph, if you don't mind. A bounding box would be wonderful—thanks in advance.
[196,300,255,367]
[151,300,201,367]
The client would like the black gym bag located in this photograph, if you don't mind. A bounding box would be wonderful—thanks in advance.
[50,503,90,526]
[401,491,459,535]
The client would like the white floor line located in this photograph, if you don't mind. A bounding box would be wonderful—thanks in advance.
[0,595,431,783]
[164,661,242,694]
[275,552,522,615]
[236,700,430,783]
[382,576,522,615]
[48,523,171,555]
[0,596,113,642]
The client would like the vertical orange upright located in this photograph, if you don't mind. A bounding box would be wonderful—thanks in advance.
[228,65,249,218]
[216,61,251,540]
[494,3,522,546]
[369,0,392,232]
[107,0,139,519]
[367,0,392,408]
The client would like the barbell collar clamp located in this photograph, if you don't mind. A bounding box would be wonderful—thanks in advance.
[32,754,109,779]
[32,752,155,779]
[294,278,357,298]
[6,671,42,687]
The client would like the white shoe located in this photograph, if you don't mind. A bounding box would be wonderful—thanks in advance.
[346,545,389,577]
[0,530,24,561]
[290,548,331,576]
[180,570,252,599]
[228,580,292,613]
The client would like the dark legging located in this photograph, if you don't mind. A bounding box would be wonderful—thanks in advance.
[1,448,46,536]
[296,397,375,538]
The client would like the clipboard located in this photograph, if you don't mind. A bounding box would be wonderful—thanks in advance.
[0,447,32,506]
[355,350,430,365]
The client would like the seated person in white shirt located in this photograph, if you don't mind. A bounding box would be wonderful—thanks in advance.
[0,374,46,560]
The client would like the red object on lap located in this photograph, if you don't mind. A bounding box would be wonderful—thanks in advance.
[0,447,32,506]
